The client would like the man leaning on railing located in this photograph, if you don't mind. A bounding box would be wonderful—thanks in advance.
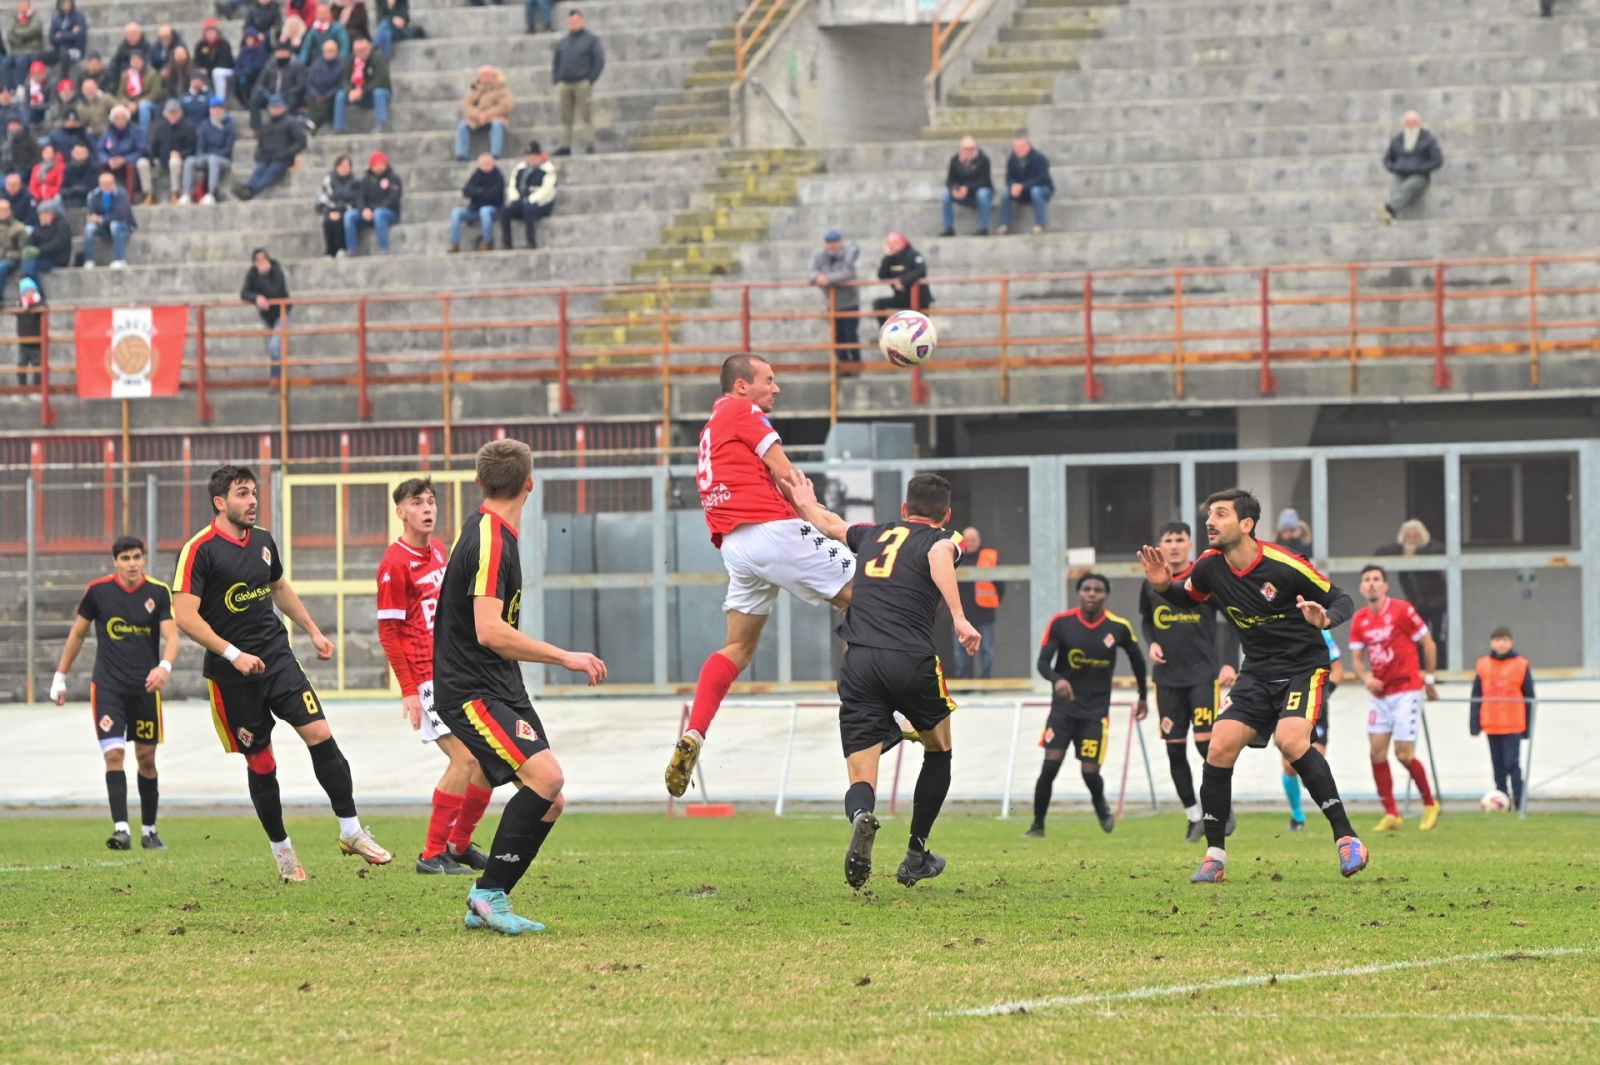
[241,247,290,382]
[810,228,860,365]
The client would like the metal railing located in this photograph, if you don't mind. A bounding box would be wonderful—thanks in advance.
[734,0,789,81]
[932,0,983,76]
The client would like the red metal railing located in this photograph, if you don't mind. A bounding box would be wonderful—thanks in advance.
[2,253,1598,429]
[734,0,789,81]
[932,0,982,76]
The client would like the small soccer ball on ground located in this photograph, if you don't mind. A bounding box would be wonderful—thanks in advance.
[1479,789,1511,812]
[879,310,937,367]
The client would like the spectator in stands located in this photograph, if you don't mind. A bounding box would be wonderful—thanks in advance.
[449,152,503,252]
[299,4,348,64]
[939,135,993,237]
[22,195,67,279]
[110,22,149,84]
[4,0,47,92]
[1274,507,1313,559]
[1541,0,1555,14]
[278,14,307,52]
[184,95,235,203]
[0,115,39,176]
[1374,518,1449,665]
[526,0,553,34]
[233,27,267,106]
[250,39,306,130]
[69,48,103,91]
[149,23,184,71]
[148,98,195,203]
[161,44,194,100]
[501,140,554,249]
[456,66,511,161]
[115,52,159,135]
[552,9,603,156]
[1380,111,1443,224]
[96,105,149,202]
[179,71,211,125]
[0,198,29,292]
[242,0,283,47]
[332,0,368,45]
[193,19,233,100]
[20,60,53,124]
[28,143,61,201]
[83,167,135,267]
[47,107,89,157]
[48,0,88,78]
[0,86,23,129]
[59,141,91,199]
[997,135,1053,235]
[4,171,35,224]
[315,152,357,255]
[810,228,860,364]
[344,149,399,253]
[75,75,110,132]
[287,0,317,27]
[872,231,932,325]
[14,276,42,386]
[372,0,421,61]
[304,36,343,128]
[235,93,305,199]
[241,246,289,378]
[333,35,388,134]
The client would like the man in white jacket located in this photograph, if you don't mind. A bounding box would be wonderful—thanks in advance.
[501,140,556,249]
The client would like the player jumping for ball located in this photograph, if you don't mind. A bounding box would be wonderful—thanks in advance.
[786,469,978,890]
[433,440,607,935]
[376,477,494,874]
[173,464,393,882]
[1348,564,1441,833]
[665,353,854,797]
[1139,488,1368,883]
[52,536,180,851]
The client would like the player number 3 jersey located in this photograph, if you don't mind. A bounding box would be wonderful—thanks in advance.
[174,524,291,678]
[837,520,964,654]
[376,537,448,693]
[697,396,796,546]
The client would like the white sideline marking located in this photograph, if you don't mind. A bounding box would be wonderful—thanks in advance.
[0,860,135,874]
[945,946,1597,1017]
[1109,1011,1600,1026]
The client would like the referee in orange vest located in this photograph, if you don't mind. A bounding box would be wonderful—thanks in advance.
[952,526,1002,679]
[1471,625,1535,811]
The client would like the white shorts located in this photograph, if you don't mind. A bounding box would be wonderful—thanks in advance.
[417,679,452,744]
[720,518,854,617]
[1367,689,1423,742]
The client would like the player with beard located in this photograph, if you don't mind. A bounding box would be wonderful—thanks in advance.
[1139,488,1366,883]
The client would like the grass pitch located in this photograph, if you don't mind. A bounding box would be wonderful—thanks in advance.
[1,808,1596,1063]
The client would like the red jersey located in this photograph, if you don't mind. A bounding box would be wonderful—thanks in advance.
[697,395,795,546]
[375,536,447,696]
[1347,596,1429,695]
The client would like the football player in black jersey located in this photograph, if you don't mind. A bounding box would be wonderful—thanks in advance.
[51,536,179,851]
[786,469,977,891]
[1029,574,1148,837]
[1140,487,1367,883]
[174,464,392,882]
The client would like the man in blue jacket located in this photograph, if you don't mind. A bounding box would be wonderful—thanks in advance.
[997,136,1054,236]
[83,169,137,267]
[183,97,235,203]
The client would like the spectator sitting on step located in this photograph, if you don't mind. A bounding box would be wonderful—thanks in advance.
[194,19,234,100]
[233,27,268,107]
[372,0,422,61]
[872,231,932,326]
[939,135,992,237]
[810,228,860,364]
[20,60,54,125]
[58,141,93,200]
[242,0,283,49]
[0,198,30,293]
[47,107,91,158]
[456,65,512,161]
[331,0,368,45]
[74,76,112,133]
[997,135,1053,235]
[235,92,305,200]
[82,168,135,267]
[28,143,62,202]
[148,98,196,204]
[149,23,184,72]
[184,95,236,203]
[250,39,307,130]
[0,86,26,131]
[114,51,160,135]
[333,35,389,134]
[22,196,68,280]
[69,49,105,93]
[315,152,358,255]
[279,16,307,57]
[4,0,47,93]
[304,36,343,129]
[96,105,149,203]
[1380,111,1442,225]
[180,71,212,126]
[110,22,150,85]
[4,172,36,225]
[0,115,40,177]
[48,0,88,79]
[299,4,348,65]
[501,140,555,249]
[161,45,195,100]
[344,149,400,254]
[552,9,604,156]
[449,152,504,252]
[241,246,290,378]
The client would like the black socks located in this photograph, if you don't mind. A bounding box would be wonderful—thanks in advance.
[1200,763,1233,849]
[105,770,128,824]
[307,738,358,819]
[1032,757,1063,826]
[1167,743,1196,808]
[1082,767,1108,813]
[1291,748,1356,840]
[908,749,952,853]
[137,773,159,828]
[845,780,876,824]
[247,767,288,843]
[478,786,556,895]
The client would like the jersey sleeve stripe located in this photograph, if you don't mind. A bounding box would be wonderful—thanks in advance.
[753,431,780,458]
[473,513,500,598]
[173,528,214,594]
[376,609,407,620]
[1262,543,1332,592]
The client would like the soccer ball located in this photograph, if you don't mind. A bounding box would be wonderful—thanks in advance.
[879,310,937,367]
[1480,789,1511,812]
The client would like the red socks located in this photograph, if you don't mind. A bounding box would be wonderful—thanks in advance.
[1404,758,1435,805]
[687,651,741,737]
[1372,761,1399,816]
[423,788,461,859]
[449,782,493,852]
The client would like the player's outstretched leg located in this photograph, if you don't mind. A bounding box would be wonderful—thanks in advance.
[1025,753,1063,837]
[844,780,879,890]
[134,743,165,850]
[668,612,767,797]
[464,752,563,934]
[302,735,392,866]
[898,741,952,888]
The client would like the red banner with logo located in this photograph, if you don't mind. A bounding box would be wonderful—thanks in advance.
[74,307,188,398]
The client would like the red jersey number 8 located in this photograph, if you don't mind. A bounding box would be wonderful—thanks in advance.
[696,428,714,492]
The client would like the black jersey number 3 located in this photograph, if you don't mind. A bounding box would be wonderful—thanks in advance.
[864,527,910,579]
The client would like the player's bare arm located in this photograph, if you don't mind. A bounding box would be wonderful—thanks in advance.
[50,616,92,704]
[145,618,180,693]
[270,579,334,660]
[1419,631,1439,699]
[1351,646,1382,695]
[929,539,980,655]
[763,441,801,504]
[472,595,607,686]
[173,591,266,675]
[783,469,850,542]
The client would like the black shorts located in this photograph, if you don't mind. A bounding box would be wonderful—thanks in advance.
[1220,668,1332,749]
[1156,681,1219,741]
[206,665,326,755]
[437,695,551,786]
[91,682,164,747]
[837,646,955,757]
[1041,709,1110,764]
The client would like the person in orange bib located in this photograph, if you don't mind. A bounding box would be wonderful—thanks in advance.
[1470,625,1535,811]
[952,525,1001,680]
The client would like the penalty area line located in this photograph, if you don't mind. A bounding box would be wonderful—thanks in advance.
[943,946,1599,1017]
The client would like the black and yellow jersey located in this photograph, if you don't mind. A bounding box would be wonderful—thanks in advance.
[174,523,290,679]
[1139,564,1239,687]
[433,506,526,710]
[837,519,964,655]
[1037,608,1147,719]
[76,574,171,689]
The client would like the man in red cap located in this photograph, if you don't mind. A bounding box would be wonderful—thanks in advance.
[343,150,402,253]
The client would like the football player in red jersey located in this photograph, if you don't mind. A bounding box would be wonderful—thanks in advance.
[665,354,856,797]
[377,478,494,874]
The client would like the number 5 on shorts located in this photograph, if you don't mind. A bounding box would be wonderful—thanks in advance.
[1286,691,1302,714]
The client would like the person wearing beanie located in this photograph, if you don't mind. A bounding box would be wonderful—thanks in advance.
[193,19,235,99]
[14,275,45,388]
[21,195,70,280]
[58,141,95,202]
[236,93,305,199]
[871,230,932,327]
[184,95,237,204]
[343,149,401,253]
[1275,507,1313,560]
[501,140,555,249]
